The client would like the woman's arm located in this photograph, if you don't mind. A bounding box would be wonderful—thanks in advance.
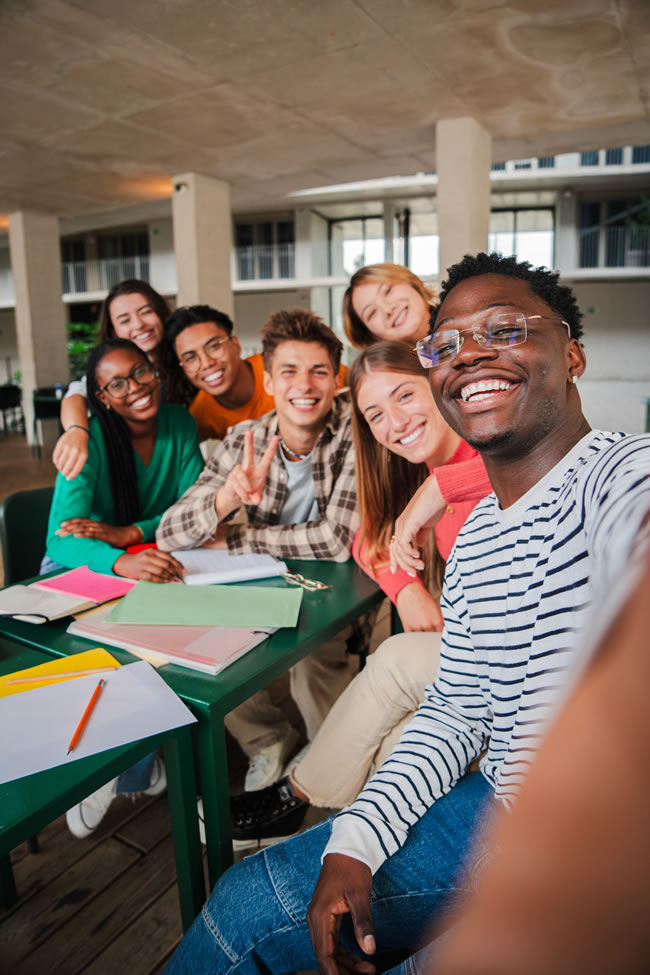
[53,393,90,480]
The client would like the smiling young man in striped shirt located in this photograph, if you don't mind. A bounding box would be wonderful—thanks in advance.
[164,254,650,975]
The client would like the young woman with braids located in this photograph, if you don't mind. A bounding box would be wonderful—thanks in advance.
[45,338,202,583]
[43,338,203,839]
[53,279,193,482]
[229,342,492,845]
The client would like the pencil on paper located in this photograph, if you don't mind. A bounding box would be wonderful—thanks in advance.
[4,666,117,686]
[67,678,106,755]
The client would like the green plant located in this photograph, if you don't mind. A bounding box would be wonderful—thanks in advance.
[66,321,100,379]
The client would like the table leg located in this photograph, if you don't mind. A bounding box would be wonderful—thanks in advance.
[0,854,17,909]
[196,714,233,891]
[163,726,205,932]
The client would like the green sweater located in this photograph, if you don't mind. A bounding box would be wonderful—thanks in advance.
[46,404,204,575]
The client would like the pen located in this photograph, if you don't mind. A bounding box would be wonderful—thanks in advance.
[67,678,106,755]
[4,666,117,686]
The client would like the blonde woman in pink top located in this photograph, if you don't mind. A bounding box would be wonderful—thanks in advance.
[230,342,491,848]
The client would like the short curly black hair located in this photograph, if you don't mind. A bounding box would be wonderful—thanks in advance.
[430,252,583,340]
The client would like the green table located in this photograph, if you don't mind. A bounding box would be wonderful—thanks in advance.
[0,636,204,931]
[0,559,384,890]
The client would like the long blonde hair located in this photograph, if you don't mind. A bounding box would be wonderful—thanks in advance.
[343,263,437,350]
[350,341,444,593]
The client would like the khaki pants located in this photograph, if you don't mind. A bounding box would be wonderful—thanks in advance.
[224,624,358,756]
[293,631,441,809]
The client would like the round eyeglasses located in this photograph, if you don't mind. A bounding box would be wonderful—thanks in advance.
[99,362,158,398]
[179,336,231,374]
[414,314,570,368]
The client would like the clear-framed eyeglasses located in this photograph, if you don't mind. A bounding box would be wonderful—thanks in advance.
[179,336,231,374]
[99,362,159,398]
[413,313,571,369]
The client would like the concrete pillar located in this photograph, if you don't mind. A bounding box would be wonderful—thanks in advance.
[8,211,68,447]
[436,118,491,277]
[171,172,233,316]
[555,191,579,272]
[294,208,313,279]
[383,202,395,263]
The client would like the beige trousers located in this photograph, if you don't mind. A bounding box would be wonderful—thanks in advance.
[292,631,441,809]
[224,625,358,757]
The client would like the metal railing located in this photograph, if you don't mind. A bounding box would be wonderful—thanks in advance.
[235,243,295,281]
[61,256,151,294]
[579,225,650,268]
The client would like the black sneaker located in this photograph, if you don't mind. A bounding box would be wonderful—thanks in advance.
[230,776,309,849]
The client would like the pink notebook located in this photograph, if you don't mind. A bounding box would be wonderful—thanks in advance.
[67,604,275,675]
[34,566,136,604]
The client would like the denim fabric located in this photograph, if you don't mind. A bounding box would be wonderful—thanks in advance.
[39,554,65,574]
[116,751,157,794]
[165,771,492,975]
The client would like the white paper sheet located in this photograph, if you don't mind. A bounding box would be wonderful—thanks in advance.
[0,660,196,785]
[172,548,287,585]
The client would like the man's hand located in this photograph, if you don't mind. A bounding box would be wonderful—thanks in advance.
[395,583,444,632]
[113,549,185,583]
[215,431,279,521]
[307,854,376,975]
[52,427,89,481]
[390,475,446,576]
[55,519,141,548]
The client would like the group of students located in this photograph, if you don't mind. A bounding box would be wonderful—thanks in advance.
[42,253,649,973]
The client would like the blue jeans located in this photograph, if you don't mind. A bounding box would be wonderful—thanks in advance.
[165,771,492,975]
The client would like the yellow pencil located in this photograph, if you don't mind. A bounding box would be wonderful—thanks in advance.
[3,665,118,686]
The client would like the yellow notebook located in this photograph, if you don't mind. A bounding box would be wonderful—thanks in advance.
[0,648,121,698]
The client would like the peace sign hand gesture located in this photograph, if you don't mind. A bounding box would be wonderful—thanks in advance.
[215,430,280,521]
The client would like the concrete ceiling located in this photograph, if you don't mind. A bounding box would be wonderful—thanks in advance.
[1,0,649,219]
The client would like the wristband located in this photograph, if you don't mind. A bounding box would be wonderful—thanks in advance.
[65,424,90,436]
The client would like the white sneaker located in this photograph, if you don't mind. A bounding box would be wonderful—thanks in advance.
[66,777,119,839]
[283,741,311,779]
[143,755,167,796]
[244,728,300,791]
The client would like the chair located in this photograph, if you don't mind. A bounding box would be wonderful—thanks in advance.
[0,384,24,434]
[32,386,63,458]
[0,486,54,586]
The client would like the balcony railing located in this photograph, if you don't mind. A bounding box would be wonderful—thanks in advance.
[235,243,295,281]
[579,225,650,268]
[62,256,151,294]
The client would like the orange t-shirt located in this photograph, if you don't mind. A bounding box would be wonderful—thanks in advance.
[189,353,349,440]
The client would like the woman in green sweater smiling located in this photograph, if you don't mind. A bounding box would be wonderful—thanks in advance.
[45,338,203,582]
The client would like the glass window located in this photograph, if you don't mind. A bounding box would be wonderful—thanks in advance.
[580,150,600,166]
[538,156,555,168]
[491,162,506,171]
[605,148,623,165]
[489,209,554,268]
[632,145,650,164]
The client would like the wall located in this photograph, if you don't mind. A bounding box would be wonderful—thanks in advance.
[569,279,650,432]
[148,217,177,295]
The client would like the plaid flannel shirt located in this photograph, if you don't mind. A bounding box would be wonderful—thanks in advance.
[156,394,373,650]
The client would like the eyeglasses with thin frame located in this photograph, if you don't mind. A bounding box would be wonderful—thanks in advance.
[413,313,571,369]
[179,335,231,374]
[99,362,159,398]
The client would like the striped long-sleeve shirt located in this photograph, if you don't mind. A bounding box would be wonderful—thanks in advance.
[326,431,650,874]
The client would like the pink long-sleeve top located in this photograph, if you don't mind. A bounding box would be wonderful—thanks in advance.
[352,439,492,604]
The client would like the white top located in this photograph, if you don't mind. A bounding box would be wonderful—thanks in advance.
[325,431,650,874]
[63,375,87,399]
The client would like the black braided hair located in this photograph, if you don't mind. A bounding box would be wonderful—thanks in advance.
[86,339,147,526]
[430,252,583,340]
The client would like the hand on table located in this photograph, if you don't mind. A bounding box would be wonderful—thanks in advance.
[113,549,185,583]
[307,854,376,975]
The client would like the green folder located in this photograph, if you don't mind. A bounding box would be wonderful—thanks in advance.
[104,581,303,628]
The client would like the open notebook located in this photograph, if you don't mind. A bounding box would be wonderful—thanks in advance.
[68,604,275,675]
[171,548,287,585]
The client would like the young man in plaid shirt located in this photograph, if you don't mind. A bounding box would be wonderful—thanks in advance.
[157,308,370,799]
